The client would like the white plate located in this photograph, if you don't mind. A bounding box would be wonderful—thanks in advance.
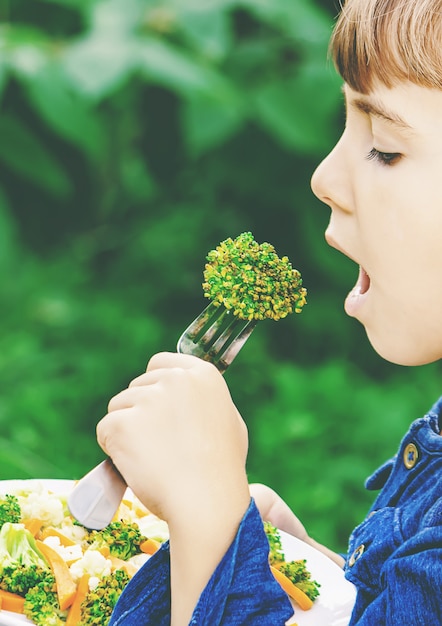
[281,529,356,626]
[0,480,356,626]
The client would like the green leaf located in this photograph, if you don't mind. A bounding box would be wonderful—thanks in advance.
[1,25,50,49]
[175,5,232,61]
[62,34,136,99]
[88,0,146,36]
[0,438,63,478]
[136,37,232,99]
[253,63,342,154]
[239,0,331,44]
[23,62,106,161]
[182,95,245,155]
[2,25,49,79]
[0,62,7,104]
[33,0,93,9]
[120,155,157,202]
[0,187,18,266]
[0,115,72,197]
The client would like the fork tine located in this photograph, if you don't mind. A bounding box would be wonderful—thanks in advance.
[217,319,257,371]
[177,303,221,347]
[213,319,257,373]
[177,302,221,341]
[198,308,230,348]
[177,301,257,373]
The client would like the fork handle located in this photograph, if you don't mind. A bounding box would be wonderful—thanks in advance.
[67,458,127,529]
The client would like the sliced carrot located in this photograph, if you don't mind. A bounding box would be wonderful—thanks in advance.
[270,565,313,611]
[98,545,110,558]
[36,540,77,611]
[140,538,161,555]
[0,590,25,613]
[108,555,137,578]
[22,519,44,537]
[65,574,90,626]
[39,527,77,547]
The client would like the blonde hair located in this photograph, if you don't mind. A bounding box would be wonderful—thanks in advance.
[331,0,442,93]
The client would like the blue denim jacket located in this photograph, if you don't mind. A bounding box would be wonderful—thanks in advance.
[109,498,294,625]
[110,396,442,625]
[344,395,442,625]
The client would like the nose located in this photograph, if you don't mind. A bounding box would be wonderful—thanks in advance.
[310,136,353,213]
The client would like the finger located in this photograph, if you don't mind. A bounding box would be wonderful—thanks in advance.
[128,367,174,387]
[107,383,157,412]
[146,351,210,373]
[96,407,133,455]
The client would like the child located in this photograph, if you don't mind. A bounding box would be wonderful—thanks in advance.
[97,0,442,624]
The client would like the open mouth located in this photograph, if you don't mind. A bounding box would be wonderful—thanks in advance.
[344,265,371,317]
[357,265,371,295]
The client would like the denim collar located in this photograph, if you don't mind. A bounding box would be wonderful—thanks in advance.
[365,395,442,491]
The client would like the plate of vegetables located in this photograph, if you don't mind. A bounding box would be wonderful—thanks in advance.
[264,523,356,626]
[0,479,169,626]
[0,480,355,626]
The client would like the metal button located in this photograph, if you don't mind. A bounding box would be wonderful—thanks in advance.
[403,442,419,469]
[349,544,365,567]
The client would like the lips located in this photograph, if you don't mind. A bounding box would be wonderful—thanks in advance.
[355,265,371,295]
[325,231,371,316]
[344,265,371,317]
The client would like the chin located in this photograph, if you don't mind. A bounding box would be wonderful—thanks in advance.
[365,329,441,367]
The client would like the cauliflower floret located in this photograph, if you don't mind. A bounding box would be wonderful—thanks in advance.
[15,486,65,527]
[136,514,169,543]
[58,519,88,543]
[42,536,83,564]
[88,576,100,591]
[69,548,112,583]
[127,553,150,571]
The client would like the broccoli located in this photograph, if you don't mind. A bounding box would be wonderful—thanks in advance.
[278,560,321,601]
[0,563,55,596]
[264,521,320,602]
[0,494,21,528]
[87,521,146,561]
[0,522,53,596]
[23,580,65,626]
[80,569,129,625]
[202,232,307,321]
[263,521,284,566]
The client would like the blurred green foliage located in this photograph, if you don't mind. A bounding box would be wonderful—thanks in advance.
[0,0,439,553]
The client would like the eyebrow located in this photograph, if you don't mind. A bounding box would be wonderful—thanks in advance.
[350,98,414,131]
[341,85,414,133]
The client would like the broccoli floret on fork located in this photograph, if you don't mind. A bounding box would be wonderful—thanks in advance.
[202,231,307,321]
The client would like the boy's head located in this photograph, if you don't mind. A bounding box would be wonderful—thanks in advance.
[310,0,442,366]
[331,0,442,93]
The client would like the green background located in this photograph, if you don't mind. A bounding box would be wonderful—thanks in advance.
[0,0,439,553]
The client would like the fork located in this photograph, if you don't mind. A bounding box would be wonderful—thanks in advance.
[67,302,257,529]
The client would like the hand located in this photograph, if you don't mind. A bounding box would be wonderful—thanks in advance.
[97,352,252,625]
[250,483,309,541]
[250,483,345,568]
[97,352,250,524]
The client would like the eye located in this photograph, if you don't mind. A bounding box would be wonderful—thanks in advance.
[366,148,401,166]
